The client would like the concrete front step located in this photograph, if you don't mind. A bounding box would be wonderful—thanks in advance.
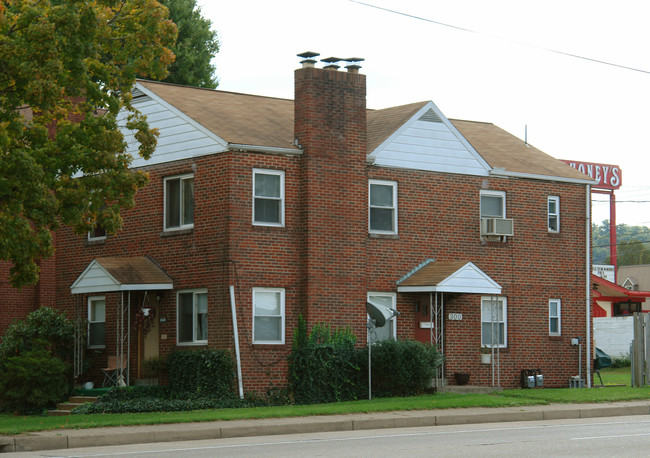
[47,396,98,416]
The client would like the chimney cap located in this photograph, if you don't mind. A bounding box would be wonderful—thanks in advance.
[297,51,320,59]
[343,57,365,63]
[321,57,343,64]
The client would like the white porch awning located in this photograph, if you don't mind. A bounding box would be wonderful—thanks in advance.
[70,256,174,294]
[396,260,501,294]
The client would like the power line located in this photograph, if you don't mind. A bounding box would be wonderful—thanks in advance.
[350,1,650,75]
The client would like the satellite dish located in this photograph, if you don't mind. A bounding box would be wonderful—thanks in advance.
[366,302,400,328]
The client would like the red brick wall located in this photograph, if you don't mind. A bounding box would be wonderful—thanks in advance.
[0,261,38,336]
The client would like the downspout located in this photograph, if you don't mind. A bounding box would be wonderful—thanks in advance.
[586,184,592,387]
[230,285,244,399]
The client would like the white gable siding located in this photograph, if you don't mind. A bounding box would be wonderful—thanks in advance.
[70,262,121,294]
[119,90,227,169]
[437,263,502,294]
[369,103,491,177]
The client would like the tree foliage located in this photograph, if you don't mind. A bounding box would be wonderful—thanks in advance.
[0,0,177,287]
[592,221,650,265]
[160,0,219,88]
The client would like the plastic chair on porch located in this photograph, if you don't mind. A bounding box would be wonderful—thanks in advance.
[101,355,128,387]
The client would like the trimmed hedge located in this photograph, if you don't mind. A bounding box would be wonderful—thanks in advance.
[364,339,443,397]
[167,348,235,398]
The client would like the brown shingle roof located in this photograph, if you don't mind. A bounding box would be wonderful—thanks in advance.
[97,256,173,286]
[451,120,589,181]
[398,261,469,287]
[137,80,589,181]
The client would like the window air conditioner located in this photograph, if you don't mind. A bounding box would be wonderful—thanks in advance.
[481,218,514,237]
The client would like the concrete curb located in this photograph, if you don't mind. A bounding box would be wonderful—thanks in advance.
[3,402,650,453]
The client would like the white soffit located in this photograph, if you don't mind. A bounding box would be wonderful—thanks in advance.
[368,101,492,176]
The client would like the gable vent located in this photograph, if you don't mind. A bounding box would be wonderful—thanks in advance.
[419,109,443,123]
[132,88,147,100]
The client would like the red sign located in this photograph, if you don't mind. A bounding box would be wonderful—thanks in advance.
[561,160,622,190]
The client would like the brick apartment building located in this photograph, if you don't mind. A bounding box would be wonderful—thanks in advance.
[1,55,595,391]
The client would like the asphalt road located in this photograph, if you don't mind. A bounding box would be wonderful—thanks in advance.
[10,415,650,457]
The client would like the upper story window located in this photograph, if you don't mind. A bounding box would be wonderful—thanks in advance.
[164,174,194,231]
[549,299,561,336]
[548,196,560,233]
[88,296,106,348]
[369,179,397,234]
[367,292,397,342]
[253,169,284,226]
[87,225,106,242]
[253,287,285,344]
[480,190,506,218]
[481,296,507,348]
[177,289,208,345]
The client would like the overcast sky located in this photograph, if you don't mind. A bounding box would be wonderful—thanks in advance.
[196,0,650,228]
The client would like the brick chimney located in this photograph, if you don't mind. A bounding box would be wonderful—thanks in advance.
[294,53,368,333]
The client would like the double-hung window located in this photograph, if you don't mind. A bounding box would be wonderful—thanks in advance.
[88,296,106,348]
[548,196,560,233]
[480,190,506,219]
[164,174,194,231]
[549,299,561,335]
[369,180,397,234]
[253,169,284,226]
[253,288,285,344]
[367,292,397,342]
[177,289,208,344]
[481,296,507,348]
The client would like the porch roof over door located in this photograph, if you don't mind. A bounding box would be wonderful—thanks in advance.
[396,260,502,294]
[70,256,174,294]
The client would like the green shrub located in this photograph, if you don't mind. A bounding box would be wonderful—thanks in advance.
[0,342,69,414]
[361,339,443,397]
[611,354,631,368]
[167,348,236,398]
[0,307,75,413]
[0,306,74,361]
[289,320,361,404]
[141,355,167,378]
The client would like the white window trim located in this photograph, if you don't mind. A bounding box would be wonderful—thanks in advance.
[549,298,561,336]
[368,179,398,234]
[164,173,194,232]
[252,168,285,227]
[87,228,106,242]
[366,292,397,343]
[176,289,208,346]
[481,296,507,348]
[252,287,285,344]
[548,195,560,233]
[480,190,506,218]
[87,295,106,349]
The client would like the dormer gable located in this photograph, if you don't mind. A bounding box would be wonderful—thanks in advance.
[367,101,491,177]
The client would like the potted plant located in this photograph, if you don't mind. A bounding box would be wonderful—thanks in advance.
[480,346,492,364]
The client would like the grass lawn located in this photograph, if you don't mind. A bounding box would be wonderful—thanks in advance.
[1,369,648,436]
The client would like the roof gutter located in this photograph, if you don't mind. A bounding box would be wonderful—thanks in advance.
[489,168,597,185]
[229,143,302,156]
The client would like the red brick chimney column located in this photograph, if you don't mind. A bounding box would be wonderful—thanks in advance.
[294,66,368,335]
